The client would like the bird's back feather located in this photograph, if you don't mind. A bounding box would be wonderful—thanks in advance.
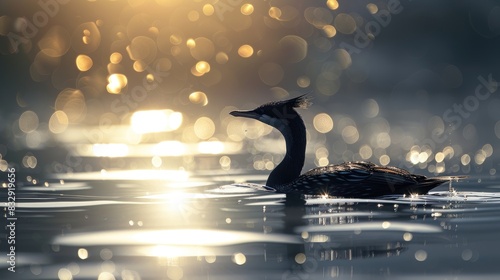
[274,161,453,198]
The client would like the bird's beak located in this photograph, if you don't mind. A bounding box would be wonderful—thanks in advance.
[230,110,259,120]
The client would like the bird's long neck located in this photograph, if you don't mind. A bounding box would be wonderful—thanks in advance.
[266,109,306,187]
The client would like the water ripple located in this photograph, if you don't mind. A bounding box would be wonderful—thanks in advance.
[297,221,443,234]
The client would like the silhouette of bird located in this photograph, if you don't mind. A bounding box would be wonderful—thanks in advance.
[230,95,456,198]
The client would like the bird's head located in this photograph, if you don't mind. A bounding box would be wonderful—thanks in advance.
[230,94,310,128]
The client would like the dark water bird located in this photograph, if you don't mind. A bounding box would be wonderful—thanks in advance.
[230,95,457,198]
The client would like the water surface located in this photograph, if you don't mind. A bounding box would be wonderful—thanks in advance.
[2,171,500,280]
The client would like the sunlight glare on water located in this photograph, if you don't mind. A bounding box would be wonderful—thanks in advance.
[53,169,190,181]
[130,110,183,134]
[53,229,301,248]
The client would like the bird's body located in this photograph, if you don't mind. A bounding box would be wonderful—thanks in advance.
[230,95,453,198]
[273,161,448,198]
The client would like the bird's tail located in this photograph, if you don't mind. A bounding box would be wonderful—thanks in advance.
[413,175,467,195]
[429,175,468,181]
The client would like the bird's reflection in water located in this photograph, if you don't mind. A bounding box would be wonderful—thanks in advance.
[281,193,406,277]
